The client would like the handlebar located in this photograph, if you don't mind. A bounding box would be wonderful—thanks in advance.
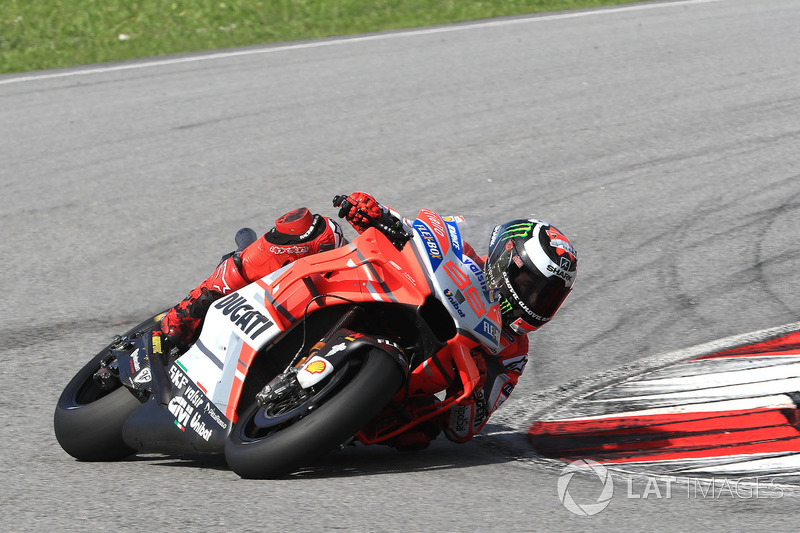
[333,195,413,251]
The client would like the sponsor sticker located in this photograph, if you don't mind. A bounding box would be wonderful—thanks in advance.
[213,293,275,342]
[474,318,499,344]
[269,245,310,255]
[167,364,217,441]
[305,360,327,374]
[168,396,194,431]
[132,367,152,385]
[444,219,463,259]
[203,402,228,430]
[443,288,467,318]
[413,219,444,271]
[297,356,335,388]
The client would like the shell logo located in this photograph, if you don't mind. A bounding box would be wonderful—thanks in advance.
[305,360,327,374]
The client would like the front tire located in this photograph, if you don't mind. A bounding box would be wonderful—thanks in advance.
[225,348,404,478]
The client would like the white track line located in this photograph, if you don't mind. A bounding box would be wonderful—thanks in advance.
[0,0,724,87]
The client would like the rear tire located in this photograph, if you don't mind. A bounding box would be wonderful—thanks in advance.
[225,348,404,478]
[53,313,163,461]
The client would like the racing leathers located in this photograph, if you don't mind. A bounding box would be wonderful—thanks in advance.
[158,193,530,446]
[441,308,529,444]
[438,245,529,444]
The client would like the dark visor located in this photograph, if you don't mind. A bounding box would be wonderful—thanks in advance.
[507,261,570,320]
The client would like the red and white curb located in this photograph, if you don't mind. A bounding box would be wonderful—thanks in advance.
[527,329,800,478]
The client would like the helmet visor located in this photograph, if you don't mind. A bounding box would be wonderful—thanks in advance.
[506,259,570,323]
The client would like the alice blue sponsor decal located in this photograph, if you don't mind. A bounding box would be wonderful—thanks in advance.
[413,219,444,271]
[474,318,499,344]
[444,219,463,260]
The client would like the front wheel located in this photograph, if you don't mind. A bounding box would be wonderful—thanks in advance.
[225,348,404,478]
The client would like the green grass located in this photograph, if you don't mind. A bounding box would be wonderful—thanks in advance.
[1,0,644,75]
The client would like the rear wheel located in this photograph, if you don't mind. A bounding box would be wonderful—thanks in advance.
[53,314,162,461]
[225,348,404,478]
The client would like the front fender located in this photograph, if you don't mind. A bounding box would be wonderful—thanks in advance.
[296,328,409,389]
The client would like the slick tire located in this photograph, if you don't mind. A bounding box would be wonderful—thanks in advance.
[225,348,404,479]
[54,384,141,461]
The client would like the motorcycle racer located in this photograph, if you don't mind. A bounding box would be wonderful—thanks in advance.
[156,192,578,448]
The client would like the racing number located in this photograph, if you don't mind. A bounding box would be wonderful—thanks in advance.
[443,261,486,317]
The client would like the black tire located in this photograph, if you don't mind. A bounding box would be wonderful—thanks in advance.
[225,348,404,479]
[53,314,163,461]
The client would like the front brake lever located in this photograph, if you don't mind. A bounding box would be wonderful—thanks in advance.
[332,195,353,219]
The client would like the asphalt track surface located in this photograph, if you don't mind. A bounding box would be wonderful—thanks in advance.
[2,0,799,531]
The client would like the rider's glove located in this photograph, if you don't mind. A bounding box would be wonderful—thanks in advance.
[471,348,488,394]
[441,348,489,443]
[343,192,382,232]
[443,347,488,406]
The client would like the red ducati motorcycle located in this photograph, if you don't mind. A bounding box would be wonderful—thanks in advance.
[54,196,504,478]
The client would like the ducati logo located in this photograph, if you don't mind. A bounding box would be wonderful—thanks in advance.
[213,293,275,341]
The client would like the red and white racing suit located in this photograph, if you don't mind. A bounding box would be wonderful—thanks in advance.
[440,243,528,443]
[160,200,529,444]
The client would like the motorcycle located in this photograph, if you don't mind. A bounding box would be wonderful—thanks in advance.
[54,196,506,478]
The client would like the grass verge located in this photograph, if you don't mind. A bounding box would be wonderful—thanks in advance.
[1,0,645,75]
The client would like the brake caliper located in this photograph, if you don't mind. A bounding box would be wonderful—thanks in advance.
[256,369,308,409]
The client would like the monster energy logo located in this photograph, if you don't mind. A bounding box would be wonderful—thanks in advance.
[500,299,513,313]
[501,222,534,239]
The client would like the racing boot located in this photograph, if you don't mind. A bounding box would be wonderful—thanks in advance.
[160,253,248,348]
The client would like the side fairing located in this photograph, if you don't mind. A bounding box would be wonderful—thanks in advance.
[174,283,284,420]
[411,209,504,354]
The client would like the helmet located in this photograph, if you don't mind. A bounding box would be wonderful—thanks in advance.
[484,219,577,334]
